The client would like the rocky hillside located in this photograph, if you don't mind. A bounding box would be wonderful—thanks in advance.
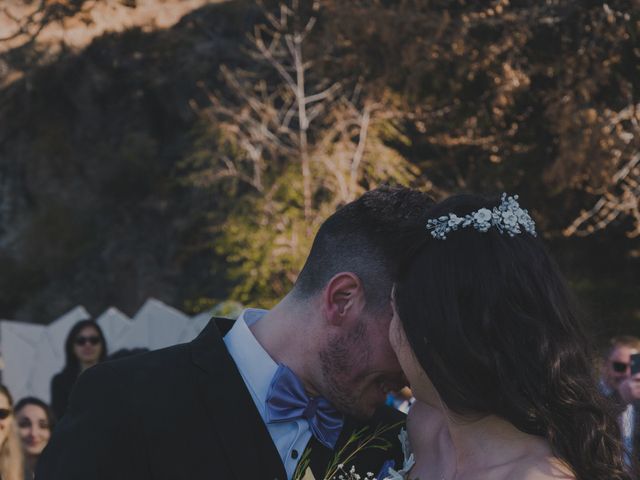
[0,0,260,320]
[0,0,638,337]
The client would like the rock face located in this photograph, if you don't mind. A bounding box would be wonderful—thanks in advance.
[1,0,638,332]
[0,0,216,88]
[0,0,253,322]
[0,1,214,50]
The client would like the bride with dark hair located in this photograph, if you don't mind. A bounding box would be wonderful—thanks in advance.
[388,193,632,480]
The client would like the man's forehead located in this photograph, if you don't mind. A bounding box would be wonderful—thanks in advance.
[610,345,639,358]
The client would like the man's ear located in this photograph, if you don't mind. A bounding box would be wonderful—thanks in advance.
[322,272,366,326]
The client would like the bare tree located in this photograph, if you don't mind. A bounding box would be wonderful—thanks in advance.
[563,103,640,238]
[194,0,412,216]
[564,154,640,238]
[187,0,420,302]
[0,0,95,44]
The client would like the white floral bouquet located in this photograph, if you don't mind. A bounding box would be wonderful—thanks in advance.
[293,422,406,480]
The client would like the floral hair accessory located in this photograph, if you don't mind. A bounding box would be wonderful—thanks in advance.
[426,193,537,240]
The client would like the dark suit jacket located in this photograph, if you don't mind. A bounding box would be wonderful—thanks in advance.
[36,318,404,480]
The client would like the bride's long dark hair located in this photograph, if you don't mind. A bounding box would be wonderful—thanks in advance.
[394,193,632,480]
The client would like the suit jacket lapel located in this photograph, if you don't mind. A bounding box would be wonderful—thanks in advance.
[307,415,361,478]
[307,434,332,479]
[190,318,287,480]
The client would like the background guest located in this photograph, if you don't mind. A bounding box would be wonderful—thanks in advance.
[14,398,54,479]
[601,336,640,398]
[50,320,107,419]
[600,335,640,466]
[0,384,24,480]
[386,387,414,414]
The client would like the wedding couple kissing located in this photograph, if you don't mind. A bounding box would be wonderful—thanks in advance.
[37,187,630,480]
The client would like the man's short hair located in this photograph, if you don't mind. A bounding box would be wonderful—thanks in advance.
[292,185,434,311]
[605,335,640,359]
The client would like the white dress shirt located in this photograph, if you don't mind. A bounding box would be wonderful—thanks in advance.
[600,379,636,465]
[224,308,312,480]
[621,403,636,465]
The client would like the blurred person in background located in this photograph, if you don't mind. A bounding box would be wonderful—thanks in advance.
[14,398,54,479]
[0,385,24,480]
[50,320,107,419]
[601,336,640,397]
[600,336,640,466]
[386,387,414,414]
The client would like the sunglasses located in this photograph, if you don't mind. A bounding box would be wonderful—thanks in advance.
[0,408,12,419]
[612,361,630,373]
[74,335,101,347]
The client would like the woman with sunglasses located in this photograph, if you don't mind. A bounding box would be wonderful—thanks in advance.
[51,320,107,419]
[0,385,24,480]
[14,398,55,479]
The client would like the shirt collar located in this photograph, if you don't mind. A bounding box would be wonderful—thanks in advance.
[223,308,279,407]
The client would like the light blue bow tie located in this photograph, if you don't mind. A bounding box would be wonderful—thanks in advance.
[265,364,344,449]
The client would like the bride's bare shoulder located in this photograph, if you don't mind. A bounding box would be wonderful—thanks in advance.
[508,456,575,480]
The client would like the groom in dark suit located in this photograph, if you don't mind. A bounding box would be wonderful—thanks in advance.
[36,186,434,480]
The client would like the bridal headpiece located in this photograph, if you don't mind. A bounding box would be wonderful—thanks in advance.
[426,193,537,240]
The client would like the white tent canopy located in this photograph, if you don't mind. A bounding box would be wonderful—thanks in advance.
[0,299,214,403]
